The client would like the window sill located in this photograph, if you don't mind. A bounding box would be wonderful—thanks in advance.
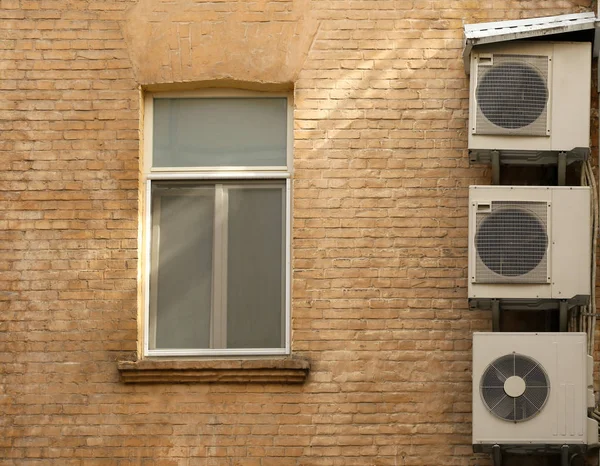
[117,357,310,384]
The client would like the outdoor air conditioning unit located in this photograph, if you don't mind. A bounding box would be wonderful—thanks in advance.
[473,332,597,453]
[468,41,591,163]
[468,186,590,302]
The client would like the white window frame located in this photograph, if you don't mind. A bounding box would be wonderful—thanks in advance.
[142,89,293,357]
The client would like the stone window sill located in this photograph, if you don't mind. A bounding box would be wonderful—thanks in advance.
[117,357,310,384]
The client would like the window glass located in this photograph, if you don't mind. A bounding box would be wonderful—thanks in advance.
[150,184,214,349]
[226,186,284,348]
[152,97,288,168]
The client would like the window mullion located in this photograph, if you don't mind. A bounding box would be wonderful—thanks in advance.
[211,184,228,349]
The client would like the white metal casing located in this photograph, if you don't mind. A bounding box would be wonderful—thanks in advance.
[473,332,597,448]
[468,41,591,154]
[468,186,591,300]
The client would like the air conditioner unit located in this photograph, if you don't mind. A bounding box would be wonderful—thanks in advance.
[473,332,597,453]
[468,41,591,163]
[468,186,590,302]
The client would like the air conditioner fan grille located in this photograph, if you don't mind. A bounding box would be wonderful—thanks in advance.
[475,201,548,283]
[480,353,550,423]
[475,54,549,135]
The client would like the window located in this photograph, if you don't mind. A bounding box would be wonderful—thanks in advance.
[143,90,292,357]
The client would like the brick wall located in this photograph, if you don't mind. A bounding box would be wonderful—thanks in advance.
[0,0,595,464]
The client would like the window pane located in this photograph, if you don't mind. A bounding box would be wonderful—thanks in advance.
[153,98,287,168]
[226,185,284,348]
[150,183,214,349]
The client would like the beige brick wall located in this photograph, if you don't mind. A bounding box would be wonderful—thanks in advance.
[0,0,595,464]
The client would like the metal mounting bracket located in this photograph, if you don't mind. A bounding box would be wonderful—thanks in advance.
[491,299,501,332]
[559,300,568,332]
[557,151,567,186]
[561,445,569,466]
[491,150,500,185]
[492,444,502,466]
[477,299,569,331]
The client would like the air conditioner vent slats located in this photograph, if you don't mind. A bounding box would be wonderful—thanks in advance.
[475,54,549,136]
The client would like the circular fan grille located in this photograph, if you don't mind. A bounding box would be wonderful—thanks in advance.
[480,353,550,423]
[475,207,547,277]
[476,62,548,129]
